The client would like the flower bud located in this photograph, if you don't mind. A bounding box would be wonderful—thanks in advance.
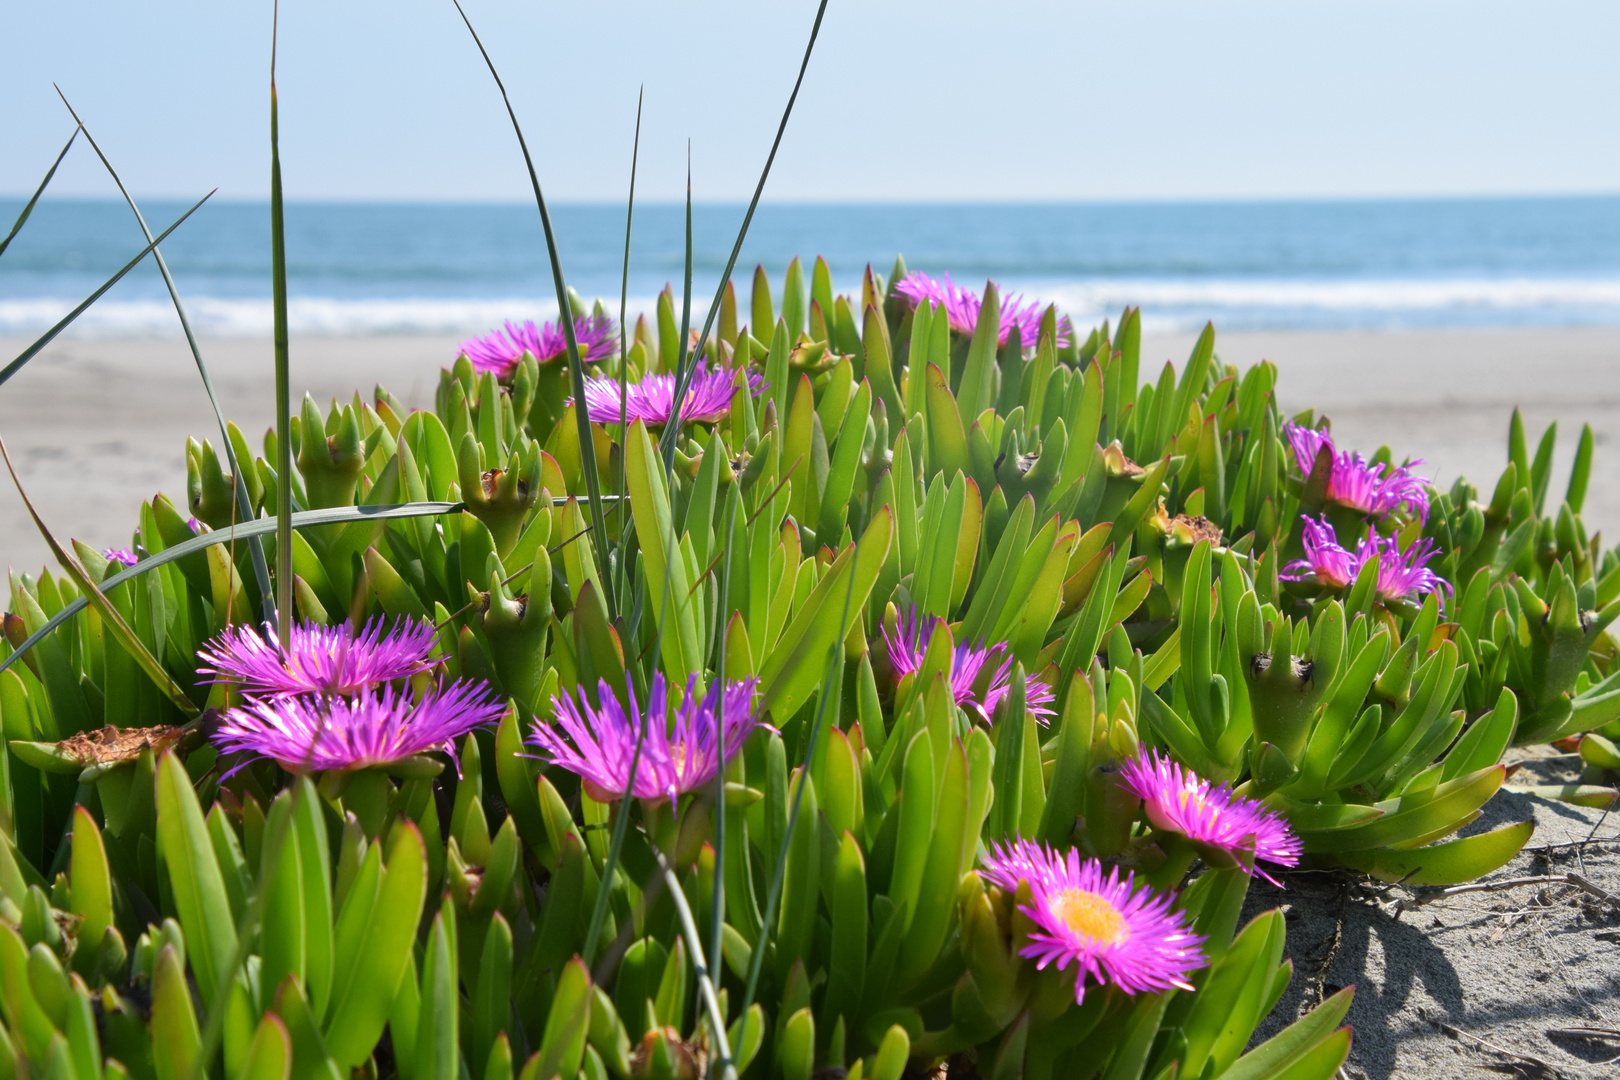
[296,396,366,509]
[1245,614,1318,772]
[459,433,542,558]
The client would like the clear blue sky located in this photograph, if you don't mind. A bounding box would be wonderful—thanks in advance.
[4,0,1619,204]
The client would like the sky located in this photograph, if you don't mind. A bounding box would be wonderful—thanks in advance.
[3,1,1620,204]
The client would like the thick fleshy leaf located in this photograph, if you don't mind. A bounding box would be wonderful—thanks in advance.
[1334,819,1536,886]
[155,750,238,1005]
[324,822,427,1068]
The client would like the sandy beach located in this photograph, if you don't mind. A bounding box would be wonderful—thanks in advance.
[0,327,1617,573]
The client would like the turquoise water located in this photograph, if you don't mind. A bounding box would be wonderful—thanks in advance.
[4,197,1620,335]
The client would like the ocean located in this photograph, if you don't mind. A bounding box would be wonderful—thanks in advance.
[5,197,1620,338]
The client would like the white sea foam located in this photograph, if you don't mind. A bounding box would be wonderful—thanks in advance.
[1033,277,1620,314]
[7,278,1620,338]
[0,295,666,339]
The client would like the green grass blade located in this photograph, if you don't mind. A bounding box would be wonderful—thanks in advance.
[54,88,275,622]
[612,88,643,605]
[742,518,863,1016]
[0,124,79,260]
[655,0,830,463]
[581,429,688,967]
[652,848,737,1080]
[0,191,214,390]
[709,491,740,986]
[452,0,612,617]
[0,500,464,679]
[664,144,694,475]
[271,27,293,648]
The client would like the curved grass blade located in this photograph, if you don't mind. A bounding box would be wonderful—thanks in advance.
[653,847,737,1080]
[452,0,613,618]
[0,436,200,718]
[709,491,740,985]
[0,501,461,678]
[581,429,686,968]
[271,23,294,647]
[655,0,830,463]
[0,124,80,260]
[54,88,275,622]
[0,191,214,390]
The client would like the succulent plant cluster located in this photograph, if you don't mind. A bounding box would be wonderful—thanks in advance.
[0,249,1616,1080]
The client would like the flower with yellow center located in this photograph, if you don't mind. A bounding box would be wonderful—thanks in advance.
[981,838,1205,1004]
[1048,887,1128,945]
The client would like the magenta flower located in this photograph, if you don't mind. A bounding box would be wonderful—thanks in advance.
[198,618,439,697]
[1282,515,1446,604]
[102,547,138,567]
[212,681,503,774]
[1284,424,1430,521]
[893,271,1072,350]
[529,674,763,808]
[458,313,618,378]
[578,362,764,427]
[1118,749,1302,885]
[882,608,1055,725]
[980,838,1205,1004]
[1285,516,1358,589]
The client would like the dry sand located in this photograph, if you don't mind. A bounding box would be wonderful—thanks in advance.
[1249,755,1620,1080]
[0,328,1618,1074]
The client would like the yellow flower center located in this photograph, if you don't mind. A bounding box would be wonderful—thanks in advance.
[1179,788,1217,822]
[1047,887,1126,945]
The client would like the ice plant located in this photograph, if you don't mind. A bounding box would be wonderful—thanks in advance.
[1284,423,1431,520]
[1119,748,1302,883]
[883,607,1055,724]
[529,673,763,808]
[578,361,764,426]
[893,271,1071,349]
[102,547,138,567]
[458,313,618,378]
[980,839,1205,1003]
[1282,515,1446,603]
[198,617,439,697]
[212,680,504,773]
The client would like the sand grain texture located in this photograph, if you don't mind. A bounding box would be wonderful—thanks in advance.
[1246,749,1620,1080]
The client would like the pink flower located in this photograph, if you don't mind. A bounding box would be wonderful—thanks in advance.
[578,362,763,427]
[1118,748,1302,884]
[198,618,439,697]
[1282,515,1446,604]
[893,271,1071,350]
[1284,424,1430,521]
[980,838,1206,1004]
[883,607,1055,725]
[213,681,502,774]
[529,674,763,809]
[458,314,618,378]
